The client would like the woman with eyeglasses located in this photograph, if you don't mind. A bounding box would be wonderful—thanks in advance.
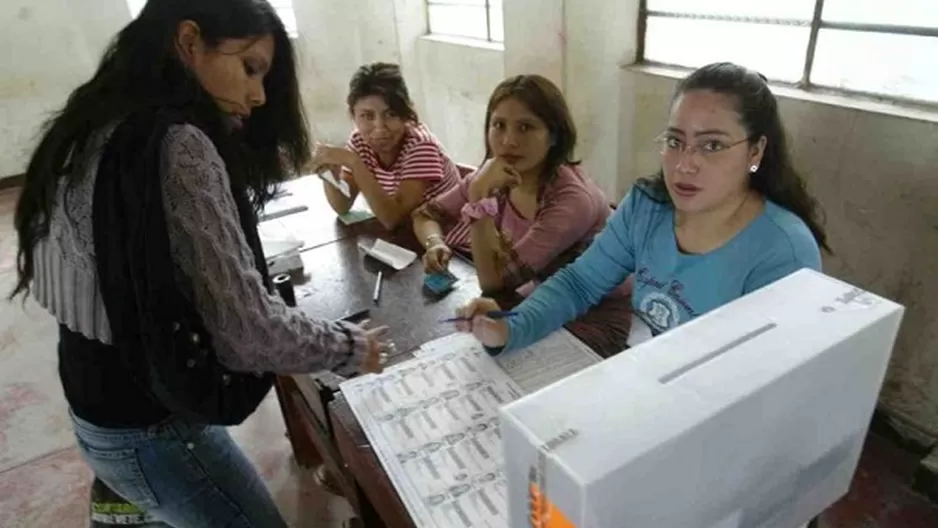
[453,62,828,353]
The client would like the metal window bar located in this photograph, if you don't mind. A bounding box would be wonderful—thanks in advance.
[639,2,938,104]
[645,9,938,38]
[800,0,826,87]
[640,58,938,111]
[485,0,492,42]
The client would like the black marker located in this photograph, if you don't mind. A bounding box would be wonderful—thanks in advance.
[373,271,383,305]
[272,274,296,307]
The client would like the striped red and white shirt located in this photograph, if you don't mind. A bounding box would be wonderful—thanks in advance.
[345,123,460,203]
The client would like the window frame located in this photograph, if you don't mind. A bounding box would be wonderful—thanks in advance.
[636,0,938,107]
[425,0,502,44]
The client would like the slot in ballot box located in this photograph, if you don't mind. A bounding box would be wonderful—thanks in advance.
[499,269,904,528]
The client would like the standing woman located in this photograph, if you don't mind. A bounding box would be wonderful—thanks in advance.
[456,62,828,353]
[310,63,461,229]
[11,1,386,526]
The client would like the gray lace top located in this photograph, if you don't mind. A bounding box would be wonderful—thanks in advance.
[32,124,368,375]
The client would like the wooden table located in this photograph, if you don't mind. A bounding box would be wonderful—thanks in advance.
[266,178,628,526]
[264,183,487,524]
[260,175,381,251]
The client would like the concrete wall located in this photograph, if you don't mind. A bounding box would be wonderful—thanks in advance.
[0,0,497,174]
[0,0,128,177]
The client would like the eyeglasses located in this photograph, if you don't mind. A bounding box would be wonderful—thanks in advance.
[654,133,752,160]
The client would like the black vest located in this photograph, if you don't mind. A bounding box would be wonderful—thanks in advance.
[59,109,273,427]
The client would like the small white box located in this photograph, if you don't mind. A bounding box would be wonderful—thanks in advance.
[499,269,904,528]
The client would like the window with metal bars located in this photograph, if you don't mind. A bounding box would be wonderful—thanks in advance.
[125,0,299,38]
[638,0,938,105]
[426,0,504,43]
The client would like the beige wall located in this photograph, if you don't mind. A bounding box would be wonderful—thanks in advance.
[0,0,128,177]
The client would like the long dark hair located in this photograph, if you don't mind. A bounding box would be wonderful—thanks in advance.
[639,62,830,252]
[11,0,309,299]
[483,74,580,184]
[347,62,419,122]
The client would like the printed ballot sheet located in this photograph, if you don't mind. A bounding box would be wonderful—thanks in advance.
[340,329,600,527]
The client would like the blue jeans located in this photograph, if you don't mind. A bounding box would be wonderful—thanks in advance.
[71,411,288,528]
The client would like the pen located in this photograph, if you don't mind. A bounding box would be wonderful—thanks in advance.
[438,311,518,323]
[334,308,370,324]
[373,271,383,305]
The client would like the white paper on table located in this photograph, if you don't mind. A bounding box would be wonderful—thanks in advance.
[319,168,351,198]
[340,329,602,528]
[493,329,602,394]
[259,191,309,222]
[415,329,602,394]
[260,237,303,260]
[358,238,417,270]
[340,345,523,528]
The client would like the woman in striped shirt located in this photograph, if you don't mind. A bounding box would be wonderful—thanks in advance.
[310,63,460,229]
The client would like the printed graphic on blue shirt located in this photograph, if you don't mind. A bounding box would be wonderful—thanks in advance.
[634,267,700,334]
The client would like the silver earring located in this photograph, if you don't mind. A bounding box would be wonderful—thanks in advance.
[749,165,759,173]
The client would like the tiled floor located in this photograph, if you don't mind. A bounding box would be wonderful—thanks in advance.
[1,186,937,527]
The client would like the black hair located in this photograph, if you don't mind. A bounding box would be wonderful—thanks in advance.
[638,62,830,252]
[11,0,310,299]
[346,63,419,122]
[483,74,580,184]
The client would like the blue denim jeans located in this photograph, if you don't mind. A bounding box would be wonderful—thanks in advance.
[71,411,287,528]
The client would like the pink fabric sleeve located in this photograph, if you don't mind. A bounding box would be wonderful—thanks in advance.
[502,183,605,287]
[425,175,471,222]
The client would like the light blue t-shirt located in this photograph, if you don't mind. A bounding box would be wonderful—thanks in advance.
[503,185,822,352]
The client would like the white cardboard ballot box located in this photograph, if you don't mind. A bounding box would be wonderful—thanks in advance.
[499,269,904,528]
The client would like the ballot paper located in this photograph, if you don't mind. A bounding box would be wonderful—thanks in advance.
[319,168,351,198]
[258,190,309,222]
[340,329,600,527]
[358,238,418,270]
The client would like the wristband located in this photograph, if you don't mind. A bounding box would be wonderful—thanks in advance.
[460,197,499,222]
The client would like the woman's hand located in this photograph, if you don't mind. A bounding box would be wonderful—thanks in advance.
[360,321,391,374]
[454,297,510,349]
[311,143,355,173]
[422,244,452,273]
[468,157,522,201]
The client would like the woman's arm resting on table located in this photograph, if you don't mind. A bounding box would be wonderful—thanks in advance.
[346,154,428,229]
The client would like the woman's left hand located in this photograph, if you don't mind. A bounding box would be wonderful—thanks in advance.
[468,157,522,201]
[310,143,354,172]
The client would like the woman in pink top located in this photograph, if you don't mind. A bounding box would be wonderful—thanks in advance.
[413,75,631,354]
[413,74,607,293]
[310,63,460,229]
